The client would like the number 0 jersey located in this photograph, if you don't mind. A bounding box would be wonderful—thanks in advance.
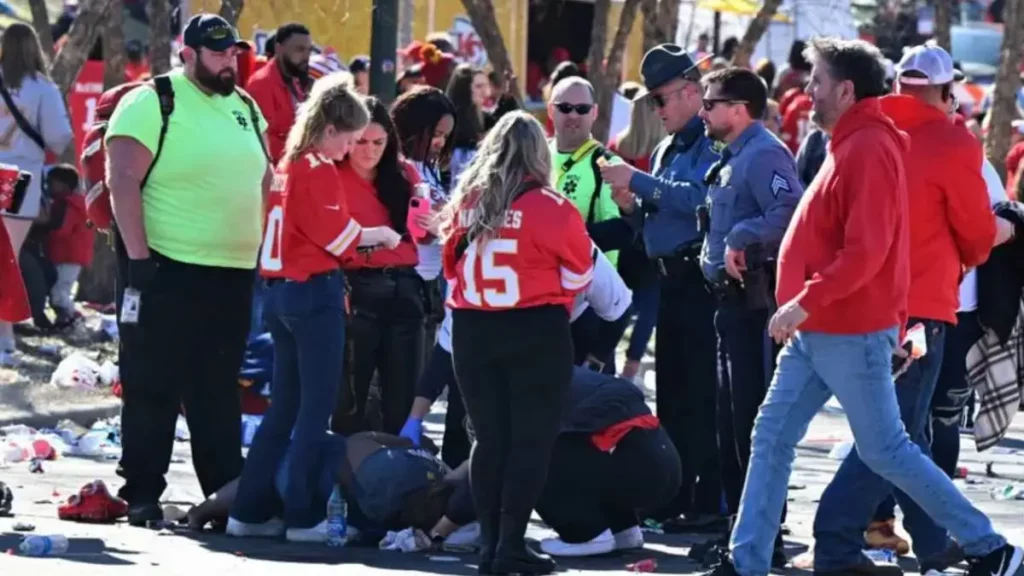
[259,151,363,281]
[442,185,595,312]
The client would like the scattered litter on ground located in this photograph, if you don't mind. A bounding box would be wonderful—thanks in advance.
[863,549,898,564]
[627,558,657,572]
[641,519,664,534]
[13,522,35,531]
[18,534,69,556]
[990,483,1024,501]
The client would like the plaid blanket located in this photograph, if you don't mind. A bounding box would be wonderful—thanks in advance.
[967,300,1024,451]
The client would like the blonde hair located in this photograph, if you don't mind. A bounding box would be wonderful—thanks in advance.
[283,72,368,163]
[615,98,666,160]
[439,111,551,243]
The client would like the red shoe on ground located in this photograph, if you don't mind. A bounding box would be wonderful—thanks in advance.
[57,480,128,523]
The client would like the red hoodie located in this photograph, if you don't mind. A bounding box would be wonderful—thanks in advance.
[777,97,911,334]
[47,194,95,266]
[879,95,995,324]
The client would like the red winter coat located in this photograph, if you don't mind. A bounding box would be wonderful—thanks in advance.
[46,195,95,266]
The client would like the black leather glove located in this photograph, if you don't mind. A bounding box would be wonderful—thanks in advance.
[127,257,158,292]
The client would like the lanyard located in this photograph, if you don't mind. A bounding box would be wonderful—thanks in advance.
[554,139,600,189]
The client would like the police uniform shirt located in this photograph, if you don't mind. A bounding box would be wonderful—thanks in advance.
[700,122,802,280]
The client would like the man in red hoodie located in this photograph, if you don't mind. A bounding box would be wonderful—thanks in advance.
[813,42,1017,575]
[701,37,1021,576]
[246,23,313,164]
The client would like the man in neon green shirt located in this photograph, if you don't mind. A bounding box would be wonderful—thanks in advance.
[105,13,271,528]
[548,77,624,266]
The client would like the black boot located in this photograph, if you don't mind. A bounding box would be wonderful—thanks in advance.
[477,507,499,575]
[492,510,556,575]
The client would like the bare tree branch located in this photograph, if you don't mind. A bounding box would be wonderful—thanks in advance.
[49,0,113,97]
[732,0,784,68]
[593,0,643,142]
[28,0,55,59]
[587,0,611,88]
[656,0,680,45]
[932,0,952,51]
[103,0,126,89]
[983,0,1023,179]
[219,0,245,26]
[641,0,659,54]
[149,0,172,75]
[459,0,522,105]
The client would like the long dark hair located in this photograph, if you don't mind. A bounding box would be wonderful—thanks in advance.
[0,23,48,90]
[447,64,485,149]
[389,85,456,170]
[363,96,414,235]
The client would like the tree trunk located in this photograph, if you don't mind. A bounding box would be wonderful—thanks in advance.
[49,0,113,97]
[732,0,784,68]
[398,0,414,49]
[28,0,55,60]
[641,0,659,54]
[587,0,611,88]
[219,0,245,27]
[932,0,952,51]
[983,0,1023,179]
[459,0,522,105]
[103,0,126,89]
[592,0,643,143]
[149,0,172,75]
[656,0,680,45]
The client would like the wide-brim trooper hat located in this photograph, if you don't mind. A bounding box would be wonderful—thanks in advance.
[895,41,964,85]
[638,43,712,99]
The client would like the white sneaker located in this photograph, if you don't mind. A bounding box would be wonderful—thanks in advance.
[286,520,328,543]
[445,521,481,547]
[613,526,644,550]
[225,517,285,538]
[540,529,616,557]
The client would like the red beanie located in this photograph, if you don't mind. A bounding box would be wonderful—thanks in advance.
[419,44,455,89]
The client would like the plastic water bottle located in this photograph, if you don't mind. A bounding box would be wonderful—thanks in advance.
[19,535,69,557]
[325,485,347,547]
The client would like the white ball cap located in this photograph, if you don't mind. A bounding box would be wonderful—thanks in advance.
[895,41,956,85]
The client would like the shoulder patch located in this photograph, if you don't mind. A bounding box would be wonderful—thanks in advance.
[770,172,791,198]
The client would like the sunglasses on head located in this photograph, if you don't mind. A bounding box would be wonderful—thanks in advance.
[554,102,594,115]
[702,99,748,111]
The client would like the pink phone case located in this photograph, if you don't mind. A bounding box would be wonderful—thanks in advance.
[407,197,431,241]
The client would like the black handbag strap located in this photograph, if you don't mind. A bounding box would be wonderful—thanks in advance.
[0,73,45,150]
[237,89,271,163]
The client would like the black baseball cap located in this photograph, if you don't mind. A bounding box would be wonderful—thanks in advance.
[183,14,251,52]
[349,56,371,74]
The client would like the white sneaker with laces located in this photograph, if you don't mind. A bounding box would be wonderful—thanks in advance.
[225,517,285,538]
[613,526,644,550]
[286,520,328,543]
[540,529,616,557]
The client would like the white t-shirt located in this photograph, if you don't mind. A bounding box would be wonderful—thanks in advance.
[436,247,632,353]
[958,158,1007,312]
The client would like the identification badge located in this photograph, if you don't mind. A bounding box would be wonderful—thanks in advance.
[120,288,142,325]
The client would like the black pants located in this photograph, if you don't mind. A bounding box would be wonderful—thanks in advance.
[414,344,471,468]
[931,310,984,477]
[653,257,721,519]
[19,243,55,329]
[536,427,682,543]
[334,268,425,435]
[115,251,250,503]
[714,298,785,523]
[452,305,573,557]
[571,306,630,373]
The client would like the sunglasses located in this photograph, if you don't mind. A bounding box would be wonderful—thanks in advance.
[702,99,748,111]
[554,102,594,115]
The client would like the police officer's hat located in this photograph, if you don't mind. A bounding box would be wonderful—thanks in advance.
[638,44,711,97]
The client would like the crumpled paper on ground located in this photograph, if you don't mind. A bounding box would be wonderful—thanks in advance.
[378,527,431,552]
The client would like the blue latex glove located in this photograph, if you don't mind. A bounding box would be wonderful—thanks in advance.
[399,417,423,446]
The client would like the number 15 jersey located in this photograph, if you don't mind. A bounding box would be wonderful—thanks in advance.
[442,185,595,312]
[259,150,363,281]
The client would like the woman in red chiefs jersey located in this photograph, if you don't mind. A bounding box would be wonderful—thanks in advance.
[228,73,401,543]
[438,111,595,575]
[332,97,426,436]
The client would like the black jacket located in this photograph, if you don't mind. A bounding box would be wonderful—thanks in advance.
[976,201,1024,344]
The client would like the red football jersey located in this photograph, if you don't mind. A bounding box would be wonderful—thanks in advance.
[443,185,595,312]
[780,94,813,154]
[259,150,363,281]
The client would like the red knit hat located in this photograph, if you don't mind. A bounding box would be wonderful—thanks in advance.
[419,44,455,89]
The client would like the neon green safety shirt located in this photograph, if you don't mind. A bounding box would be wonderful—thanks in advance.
[549,138,623,265]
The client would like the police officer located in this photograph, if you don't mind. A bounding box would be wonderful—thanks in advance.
[600,44,724,532]
[698,67,801,563]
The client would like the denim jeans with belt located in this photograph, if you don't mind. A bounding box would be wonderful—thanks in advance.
[814,319,952,569]
[730,328,1005,576]
[229,271,347,528]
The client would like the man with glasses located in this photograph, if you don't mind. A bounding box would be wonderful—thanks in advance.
[811,42,1014,575]
[697,67,801,566]
[599,44,725,534]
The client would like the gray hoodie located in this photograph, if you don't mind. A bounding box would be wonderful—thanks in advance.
[0,72,74,219]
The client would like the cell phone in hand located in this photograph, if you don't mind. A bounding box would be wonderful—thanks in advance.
[407,197,432,241]
[891,341,913,375]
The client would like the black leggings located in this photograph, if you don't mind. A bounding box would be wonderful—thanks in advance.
[452,305,574,556]
[536,427,681,543]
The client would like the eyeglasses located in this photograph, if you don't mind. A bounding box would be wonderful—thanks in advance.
[553,102,594,115]
[702,99,748,111]
[651,85,690,109]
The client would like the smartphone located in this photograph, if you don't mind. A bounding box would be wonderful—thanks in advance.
[891,323,927,375]
[407,197,432,241]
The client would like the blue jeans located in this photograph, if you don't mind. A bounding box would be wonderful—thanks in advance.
[249,275,267,339]
[626,283,660,361]
[814,319,951,570]
[730,328,1005,576]
[931,312,983,477]
[229,271,347,528]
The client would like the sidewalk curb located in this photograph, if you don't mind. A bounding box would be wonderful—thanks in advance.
[0,398,121,429]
